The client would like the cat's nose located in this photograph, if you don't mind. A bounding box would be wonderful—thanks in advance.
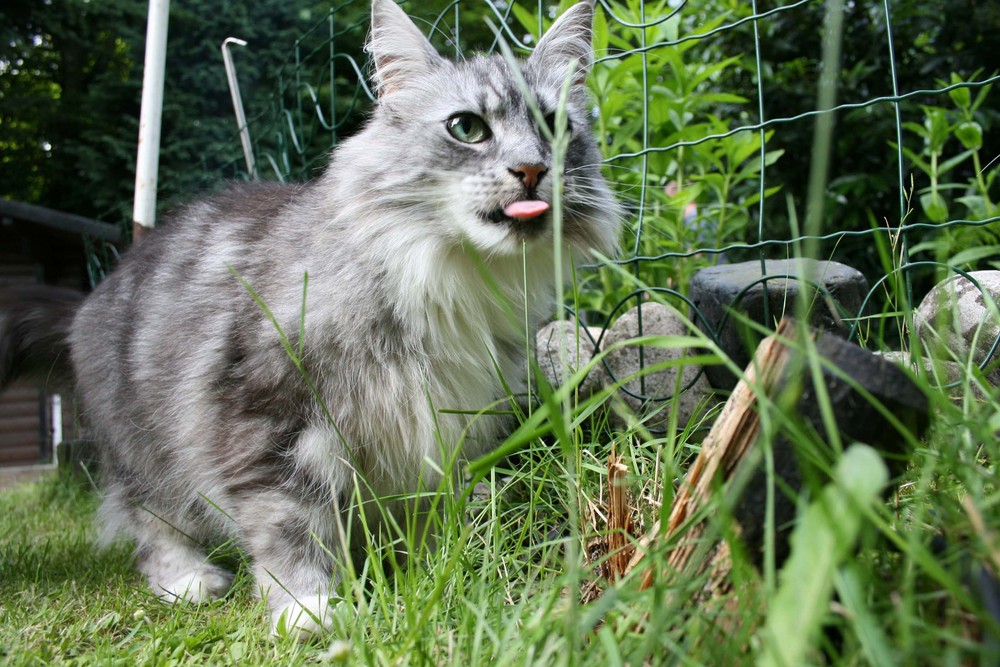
[509,163,548,189]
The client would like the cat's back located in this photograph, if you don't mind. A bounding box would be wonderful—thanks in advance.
[77,181,306,319]
[69,181,311,406]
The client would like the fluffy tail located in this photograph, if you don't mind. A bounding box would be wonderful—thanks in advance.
[0,285,84,392]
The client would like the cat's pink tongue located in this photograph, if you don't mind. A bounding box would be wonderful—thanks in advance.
[504,200,550,220]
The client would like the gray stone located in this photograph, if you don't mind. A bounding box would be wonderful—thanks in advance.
[690,259,868,389]
[535,319,605,397]
[600,302,714,430]
[876,350,988,397]
[913,270,1000,384]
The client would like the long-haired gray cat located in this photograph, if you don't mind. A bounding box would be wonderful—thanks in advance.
[0,0,619,639]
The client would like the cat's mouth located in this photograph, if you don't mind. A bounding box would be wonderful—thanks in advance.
[482,199,552,237]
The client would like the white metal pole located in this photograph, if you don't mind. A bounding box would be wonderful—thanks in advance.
[222,38,257,179]
[132,0,171,241]
[50,394,63,459]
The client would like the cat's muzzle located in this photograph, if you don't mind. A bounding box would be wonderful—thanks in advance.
[482,205,551,239]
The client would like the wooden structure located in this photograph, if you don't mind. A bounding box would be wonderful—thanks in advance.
[591,319,930,647]
[0,199,122,466]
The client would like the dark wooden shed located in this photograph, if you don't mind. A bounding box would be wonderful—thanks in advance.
[0,200,122,466]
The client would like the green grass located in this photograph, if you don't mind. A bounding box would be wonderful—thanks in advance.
[4,240,1000,664]
[3,352,1000,666]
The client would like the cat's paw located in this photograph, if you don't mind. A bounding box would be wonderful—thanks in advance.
[271,594,339,642]
[156,568,233,604]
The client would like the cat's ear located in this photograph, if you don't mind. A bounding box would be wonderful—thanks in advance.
[367,0,443,97]
[527,2,594,86]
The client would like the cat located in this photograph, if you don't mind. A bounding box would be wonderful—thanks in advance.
[0,0,620,640]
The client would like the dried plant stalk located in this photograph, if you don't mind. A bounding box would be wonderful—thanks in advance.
[606,446,633,581]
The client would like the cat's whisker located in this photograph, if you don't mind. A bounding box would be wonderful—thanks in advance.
[571,173,646,189]
[568,162,639,175]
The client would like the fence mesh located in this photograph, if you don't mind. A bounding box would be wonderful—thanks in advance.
[224,0,999,403]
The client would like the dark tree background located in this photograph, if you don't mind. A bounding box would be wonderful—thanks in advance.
[743,0,999,236]
[1,0,996,252]
[0,0,319,230]
[1,0,145,221]
[0,0,492,233]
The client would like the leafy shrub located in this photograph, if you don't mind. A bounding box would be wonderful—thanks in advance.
[543,0,783,323]
[905,73,999,269]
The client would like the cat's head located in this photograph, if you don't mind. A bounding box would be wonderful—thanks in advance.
[361,0,621,258]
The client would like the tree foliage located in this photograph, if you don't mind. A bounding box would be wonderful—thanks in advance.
[0,0,144,220]
[716,0,999,237]
[0,0,313,229]
[1,0,995,259]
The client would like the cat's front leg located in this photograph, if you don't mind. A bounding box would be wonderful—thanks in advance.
[234,488,345,641]
[102,483,236,605]
[132,523,235,605]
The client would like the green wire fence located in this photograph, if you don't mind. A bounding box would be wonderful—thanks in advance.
[225,0,999,403]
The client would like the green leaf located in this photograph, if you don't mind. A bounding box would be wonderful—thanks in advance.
[697,92,750,105]
[955,121,983,151]
[592,4,609,58]
[688,56,743,89]
[956,194,996,218]
[727,133,763,166]
[508,3,540,39]
[835,567,897,666]
[938,148,974,176]
[923,106,952,152]
[228,642,247,662]
[743,185,782,207]
[948,82,971,110]
[606,30,636,52]
[908,239,940,256]
[902,121,929,140]
[971,79,995,112]
[662,12,681,43]
[757,445,889,667]
[949,244,1000,267]
[920,191,949,223]
[896,143,930,176]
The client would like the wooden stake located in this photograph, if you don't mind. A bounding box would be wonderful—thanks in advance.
[606,445,632,581]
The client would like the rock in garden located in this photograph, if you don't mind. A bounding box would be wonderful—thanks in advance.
[689,259,868,389]
[913,270,1000,385]
[875,350,989,398]
[600,302,714,431]
[536,319,605,397]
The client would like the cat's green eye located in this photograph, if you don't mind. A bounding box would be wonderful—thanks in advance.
[445,113,492,144]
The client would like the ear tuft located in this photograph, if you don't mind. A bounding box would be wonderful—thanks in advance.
[366,0,442,97]
[527,2,594,86]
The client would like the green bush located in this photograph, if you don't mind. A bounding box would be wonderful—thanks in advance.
[905,73,999,269]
